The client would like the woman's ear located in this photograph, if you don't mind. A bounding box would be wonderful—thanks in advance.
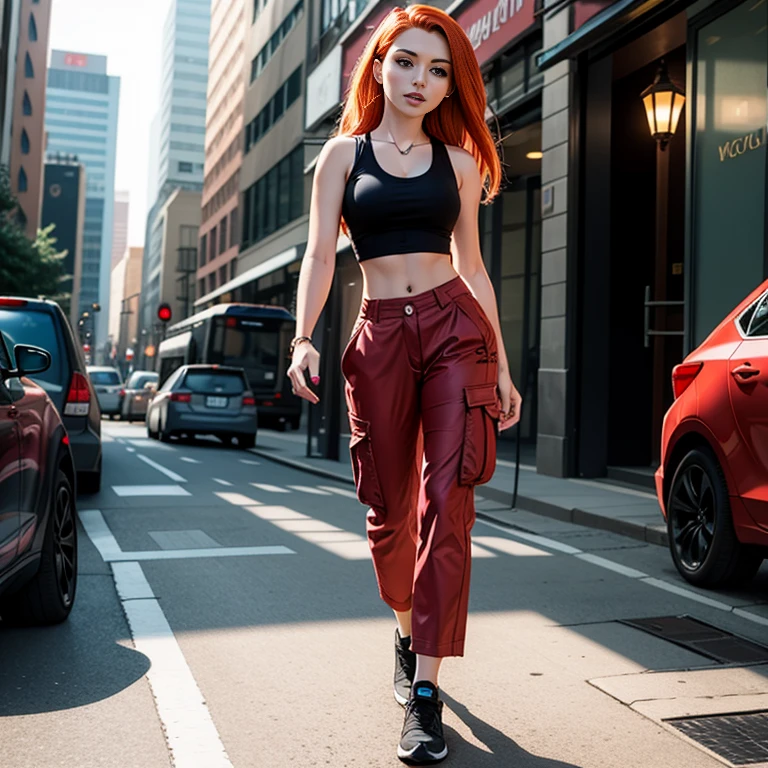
[372,58,382,84]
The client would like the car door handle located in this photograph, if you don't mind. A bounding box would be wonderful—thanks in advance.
[731,364,761,380]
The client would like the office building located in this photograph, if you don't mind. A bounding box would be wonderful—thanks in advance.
[111,189,129,270]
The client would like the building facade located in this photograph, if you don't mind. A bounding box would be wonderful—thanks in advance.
[110,245,144,374]
[0,0,22,167]
[197,0,248,299]
[40,157,86,325]
[45,50,120,359]
[111,189,129,271]
[8,0,51,238]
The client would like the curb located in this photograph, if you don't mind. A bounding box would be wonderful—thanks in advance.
[250,448,668,548]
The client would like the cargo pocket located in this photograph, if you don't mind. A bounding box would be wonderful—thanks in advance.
[459,383,501,487]
[348,414,385,508]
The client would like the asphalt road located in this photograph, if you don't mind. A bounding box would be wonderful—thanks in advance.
[2,420,768,768]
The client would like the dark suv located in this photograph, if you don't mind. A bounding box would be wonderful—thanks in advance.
[0,298,102,493]
[0,333,78,624]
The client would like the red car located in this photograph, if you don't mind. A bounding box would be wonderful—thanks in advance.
[656,280,768,588]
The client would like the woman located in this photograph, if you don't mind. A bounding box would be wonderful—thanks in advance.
[287,4,522,763]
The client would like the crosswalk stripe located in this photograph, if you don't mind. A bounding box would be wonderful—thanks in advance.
[136,454,186,482]
[288,485,331,495]
[251,483,289,493]
[113,485,190,497]
[318,485,358,499]
[180,457,202,464]
[213,478,232,486]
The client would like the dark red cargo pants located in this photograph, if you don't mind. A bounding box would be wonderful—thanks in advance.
[341,276,499,657]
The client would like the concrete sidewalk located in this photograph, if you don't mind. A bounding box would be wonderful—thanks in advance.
[251,429,668,547]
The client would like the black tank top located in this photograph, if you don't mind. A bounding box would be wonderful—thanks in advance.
[341,132,461,263]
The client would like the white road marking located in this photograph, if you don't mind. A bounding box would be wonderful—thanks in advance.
[79,510,121,560]
[640,577,734,611]
[251,483,289,493]
[111,565,235,767]
[213,478,232,486]
[113,485,191,497]
[475,518,582,554]
[318,485,359,499]
[107,546,294,562]
[126,447,136,453]
[239,459,260,465]
[473,536,551,557]
[576,553,647,578]
[136,454,186,482]
[180,457,202,464]
[288,485,331,495]
[214,491,261,506]
[245,505,309,521]
[471,542,497,558]
[128,439,154,447]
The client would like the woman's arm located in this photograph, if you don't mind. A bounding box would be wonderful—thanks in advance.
[288,137,351,402]
[450,150,522,429]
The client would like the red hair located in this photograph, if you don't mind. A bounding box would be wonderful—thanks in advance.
[337,4,502,203]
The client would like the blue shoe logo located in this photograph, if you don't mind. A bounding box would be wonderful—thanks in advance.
[416,687,434,698]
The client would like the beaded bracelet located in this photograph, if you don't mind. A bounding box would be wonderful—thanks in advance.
[289,336,312,355]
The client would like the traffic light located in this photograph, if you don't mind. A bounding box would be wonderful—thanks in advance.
[157,303,172,323]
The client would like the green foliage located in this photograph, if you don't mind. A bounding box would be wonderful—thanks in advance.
[0,165,69,301]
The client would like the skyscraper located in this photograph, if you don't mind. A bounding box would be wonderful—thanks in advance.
[111,189,129,270]
[45,50,119,359]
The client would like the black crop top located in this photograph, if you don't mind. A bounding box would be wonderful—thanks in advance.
[341,132,461,262]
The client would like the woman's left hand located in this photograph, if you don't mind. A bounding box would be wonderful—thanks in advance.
[497,369,522,432]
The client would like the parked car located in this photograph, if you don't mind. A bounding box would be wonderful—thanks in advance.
[120,370,159,421]
[656,279,768,589]
[146,364,257,448]
[0,297,102,493]
[0,333,78,625]
[87,365,123,418]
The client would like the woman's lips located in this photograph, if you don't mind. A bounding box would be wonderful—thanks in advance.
[404,94,425,105]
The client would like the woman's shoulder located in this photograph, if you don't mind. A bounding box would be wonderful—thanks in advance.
[317,135,361,183]
[443,143,480,188]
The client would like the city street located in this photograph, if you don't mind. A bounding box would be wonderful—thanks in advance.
[2,420,768,768]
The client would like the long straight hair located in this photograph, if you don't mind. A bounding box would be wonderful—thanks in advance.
[337,4,502,203]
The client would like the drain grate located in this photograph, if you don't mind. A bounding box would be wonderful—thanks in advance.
[667,711,768,766]
[620,615,768,664]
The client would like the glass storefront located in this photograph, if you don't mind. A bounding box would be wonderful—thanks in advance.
[691,0,767,346]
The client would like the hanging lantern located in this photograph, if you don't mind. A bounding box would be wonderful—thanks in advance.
[641,60,685,150]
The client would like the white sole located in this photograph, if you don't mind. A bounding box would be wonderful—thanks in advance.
[394,687,409,707]
[397,743,449,762]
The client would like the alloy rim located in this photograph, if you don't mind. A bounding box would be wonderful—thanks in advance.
[670,464,715,571]
[53,484,76,607]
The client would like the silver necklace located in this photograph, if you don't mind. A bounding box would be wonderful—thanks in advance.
[373,137,430,155]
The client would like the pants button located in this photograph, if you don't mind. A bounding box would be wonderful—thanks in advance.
[404,304,414,316]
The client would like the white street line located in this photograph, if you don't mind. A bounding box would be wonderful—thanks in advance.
[251,483,289,493]
[475,518,583,554]
[239,459,260,465]
[136,454,187,482]
[318,485,359,499]
[473,535,551,557]
[180,457,202,464]
[79,510,122,560]
[126,447,136,453]
[288,485,331,495]
[113,485,191,497]
[471,542,498,558]
[111,562,155,599]
[213,478,232,486]
[215,491,262,506]
[107,546,294,562]
[112,568,234,768]
[576,553,647,578]
[640,577,734,611]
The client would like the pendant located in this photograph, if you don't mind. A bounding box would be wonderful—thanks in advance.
[400,144,413,155]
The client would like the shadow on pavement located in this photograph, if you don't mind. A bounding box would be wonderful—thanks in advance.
[441,691,583,768]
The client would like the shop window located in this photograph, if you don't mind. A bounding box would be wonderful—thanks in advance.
[20,129,30,155]
[25,52,34,78]
[691,1,767,344]
[22,91,32,115]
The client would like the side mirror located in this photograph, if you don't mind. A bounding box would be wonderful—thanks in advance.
[4,344,52,378]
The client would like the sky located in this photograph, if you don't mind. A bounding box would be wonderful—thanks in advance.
[48,0,173,246]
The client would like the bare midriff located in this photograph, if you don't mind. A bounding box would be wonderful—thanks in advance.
[360,252,459,300]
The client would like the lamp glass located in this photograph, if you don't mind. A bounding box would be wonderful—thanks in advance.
[653,90,674,134]
[643,93,657,135]
[670,94,686,135]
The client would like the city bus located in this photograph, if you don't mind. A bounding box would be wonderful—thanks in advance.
[155,303,301,430]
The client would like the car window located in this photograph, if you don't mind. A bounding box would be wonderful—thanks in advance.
[0,309,64,392]
[89,370,121,385]
[159,368,183,392]
[0,332,11,371]
[747,293,768,337]
[131,373,158,389]
[182,371,245,394]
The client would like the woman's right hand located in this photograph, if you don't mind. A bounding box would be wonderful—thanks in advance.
[287,342,321,404]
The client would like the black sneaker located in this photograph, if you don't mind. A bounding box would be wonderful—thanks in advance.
[397,680,448,764]
[394,628,416,706]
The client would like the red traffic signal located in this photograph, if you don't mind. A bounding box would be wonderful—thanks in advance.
[157,303,172,323]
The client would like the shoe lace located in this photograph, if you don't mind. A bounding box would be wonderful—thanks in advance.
[404,698,442,737]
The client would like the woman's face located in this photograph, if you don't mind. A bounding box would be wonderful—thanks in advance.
[373,27,454,115]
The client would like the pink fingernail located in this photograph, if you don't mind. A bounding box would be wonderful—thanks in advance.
[311,376,320,385]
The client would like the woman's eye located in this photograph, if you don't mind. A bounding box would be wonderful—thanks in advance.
[396,58,412,67]
[432,67,448,78]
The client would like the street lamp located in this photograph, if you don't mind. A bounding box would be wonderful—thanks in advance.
[641,60,685,151]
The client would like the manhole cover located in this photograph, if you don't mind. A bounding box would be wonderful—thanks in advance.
[620,615,768,664]
[667,711,768,766]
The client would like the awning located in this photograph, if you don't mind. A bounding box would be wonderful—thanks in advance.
[535,0,671,69]
[194,247,299,307]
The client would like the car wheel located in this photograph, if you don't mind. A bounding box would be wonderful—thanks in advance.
[159,420,171,443]
[667,447,763,588]
[0,469,78,625]
[78,456,102,495]
[239,434,256,450]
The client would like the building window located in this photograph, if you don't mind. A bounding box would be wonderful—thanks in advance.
[178,161,193,173]
[208,273,216,293]
[20,129,30,154]
[25,52,34,78]
[219,216,227,253]
[22,91,32,115]
[218,265,227,286]
[18,167,28,192]
[198,278,205,298]
[229,207,238,249]
[199,234,207,267]
[28,13,37,41]
[209,225,217,260]
[250,0,303,83]
[244,66,302,155]
[229,259,236,280]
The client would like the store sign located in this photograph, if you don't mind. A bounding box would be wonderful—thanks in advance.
[718,127,766,162]
[306,45,343,129]
[64,53,88,67]
[456,0,535,67]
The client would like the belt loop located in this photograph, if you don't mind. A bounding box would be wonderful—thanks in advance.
[433,283,448,309]
[373,299,380,323]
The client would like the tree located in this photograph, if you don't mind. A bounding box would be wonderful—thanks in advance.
[0,165,67,298]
